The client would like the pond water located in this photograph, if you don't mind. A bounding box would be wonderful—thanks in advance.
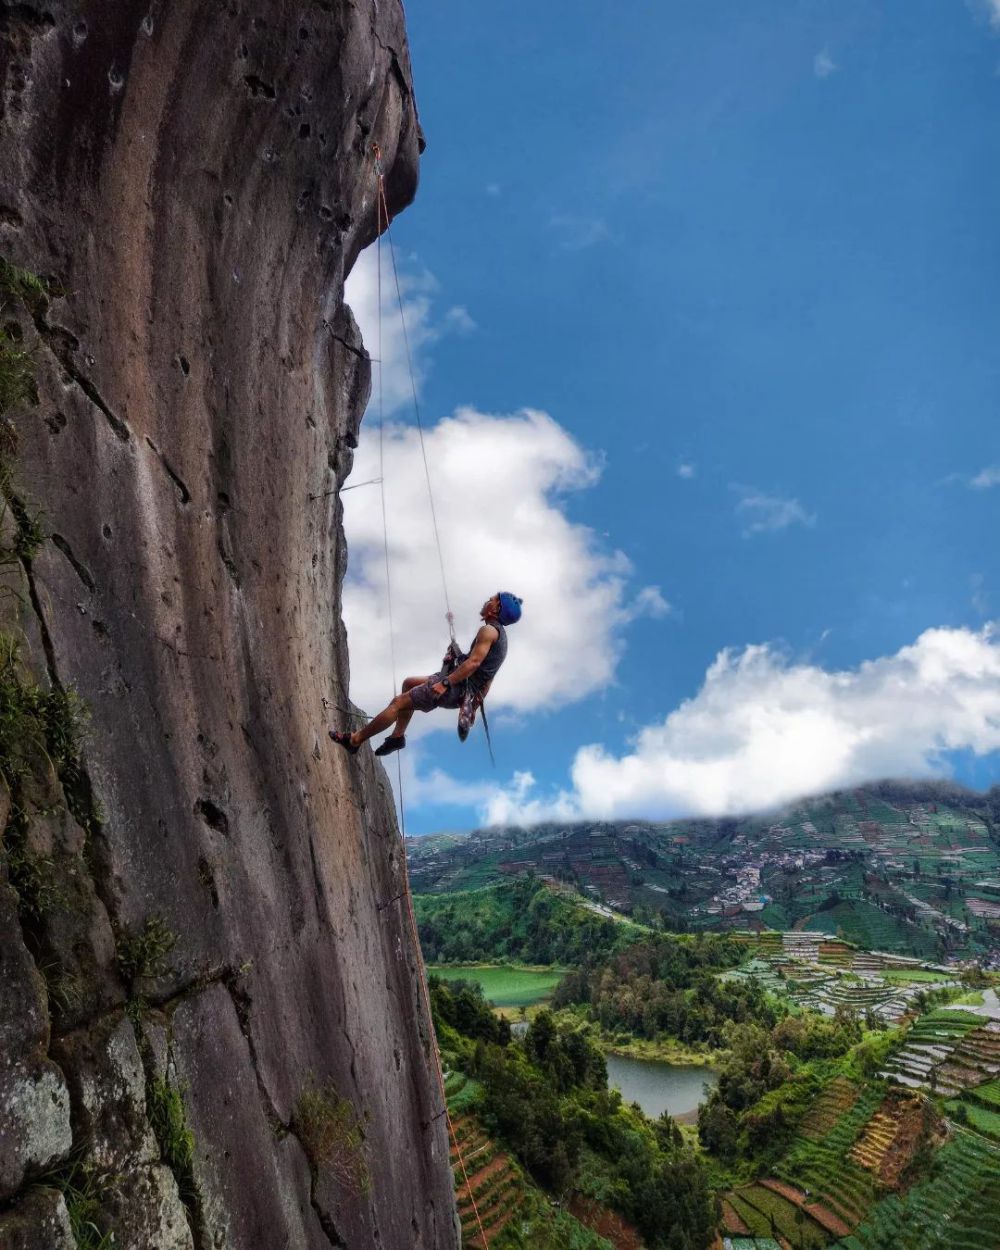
[605,1054,718,1123]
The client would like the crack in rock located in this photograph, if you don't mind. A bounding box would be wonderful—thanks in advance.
[31,315,131,441]
[145,438,191,504]
[51,533,96,592]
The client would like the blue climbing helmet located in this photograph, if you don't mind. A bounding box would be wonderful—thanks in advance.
[497,591,523,626]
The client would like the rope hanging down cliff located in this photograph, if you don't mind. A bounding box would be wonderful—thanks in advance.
[372,143,456,649]
[371,145,491,1250]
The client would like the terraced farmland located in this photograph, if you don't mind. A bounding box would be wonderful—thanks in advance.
[724,1052,1000,1250]
[442,1071,619,1250]
[726,1183,830,1249]
[880,1009,1000,1094]
[776,1085,884,1228]
[832,1127,1000,1250]
[727,930,956,1023]
[410,783,1000,960]
[449,1113,522,1247]
[441,1070,526,1246]
[945,1075,1000,1143]
[799,1078,859,1139]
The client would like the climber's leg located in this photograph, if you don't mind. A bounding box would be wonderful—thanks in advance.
[331,675,428,752]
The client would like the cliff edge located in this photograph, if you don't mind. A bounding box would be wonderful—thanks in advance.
[0,2,458,1247]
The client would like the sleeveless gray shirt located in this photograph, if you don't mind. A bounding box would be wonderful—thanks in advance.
[469,620,507,693]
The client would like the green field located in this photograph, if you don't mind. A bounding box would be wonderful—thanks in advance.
[951,1102,1000,1142]
[880,968,950,983]
[430,963,567,1008]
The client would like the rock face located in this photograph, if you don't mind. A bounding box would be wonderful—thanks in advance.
[0,3,458,1247]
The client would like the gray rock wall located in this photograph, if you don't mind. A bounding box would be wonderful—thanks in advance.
[0,3,458,1246]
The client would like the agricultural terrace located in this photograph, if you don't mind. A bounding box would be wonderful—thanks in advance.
[726,930,959,1024]
[723,1071,1000,1250]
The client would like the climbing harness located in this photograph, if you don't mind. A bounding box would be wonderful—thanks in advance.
[371,145,491,1250]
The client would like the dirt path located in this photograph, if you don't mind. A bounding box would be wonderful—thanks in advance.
[721,1199,750,1235]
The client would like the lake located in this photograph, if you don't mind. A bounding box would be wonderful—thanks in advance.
[605,1054,718,1122]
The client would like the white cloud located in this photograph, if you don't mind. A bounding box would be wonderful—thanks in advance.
[342,244,664,732]
[621,585,672,622]
[677,462,697,480]
[454,625,1000,825]
[971,464,1000,489]
[406,765,580,826]
[444,305,476,334]
[814,49,837,78]
[342,407,662,721]
[344,246,477,416]
[549,214,611,251]
[732,485,816,537]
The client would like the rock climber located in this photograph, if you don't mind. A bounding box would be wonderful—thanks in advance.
[330,591,522,757]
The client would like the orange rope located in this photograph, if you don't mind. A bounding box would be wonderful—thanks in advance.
[370,144,490,1250]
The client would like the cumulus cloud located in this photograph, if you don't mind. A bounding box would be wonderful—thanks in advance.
[732,485,816,537]
[344,246,475,415]
[971,464,1000,489]
[341,407,663,721]
[444,625,1000,825]
[676,462,697,480]
[814,49,837,78]
[406,766,580,826]
[342,244,664,729]
[621,585,672,622]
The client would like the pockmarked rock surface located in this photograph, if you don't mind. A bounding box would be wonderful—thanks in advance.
[0,1185,76,1250]
[0,3,458,1247]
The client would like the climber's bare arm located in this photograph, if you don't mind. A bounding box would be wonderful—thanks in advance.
[431,625,498,695]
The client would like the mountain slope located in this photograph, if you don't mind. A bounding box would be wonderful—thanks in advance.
[408,783,1000,961]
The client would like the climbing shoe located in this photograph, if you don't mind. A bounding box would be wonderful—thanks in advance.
[329,730,360,755]
[374,735,406,756]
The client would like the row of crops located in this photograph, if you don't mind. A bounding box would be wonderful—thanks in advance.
[834,1129,1000,1250]
[728,1070,1000,1250]
[880,1009,1000,1095]
[725,999,1000,1250]
[727,930,954,1024]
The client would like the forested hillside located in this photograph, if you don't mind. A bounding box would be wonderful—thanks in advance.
[432,978,717,1250]
[408,782,1000,964]
[415,876,644,964]
[423,877,1000,1249]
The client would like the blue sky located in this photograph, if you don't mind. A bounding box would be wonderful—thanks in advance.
[341,1,1000,833]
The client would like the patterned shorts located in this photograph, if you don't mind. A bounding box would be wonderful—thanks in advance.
[409,670,465,713]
